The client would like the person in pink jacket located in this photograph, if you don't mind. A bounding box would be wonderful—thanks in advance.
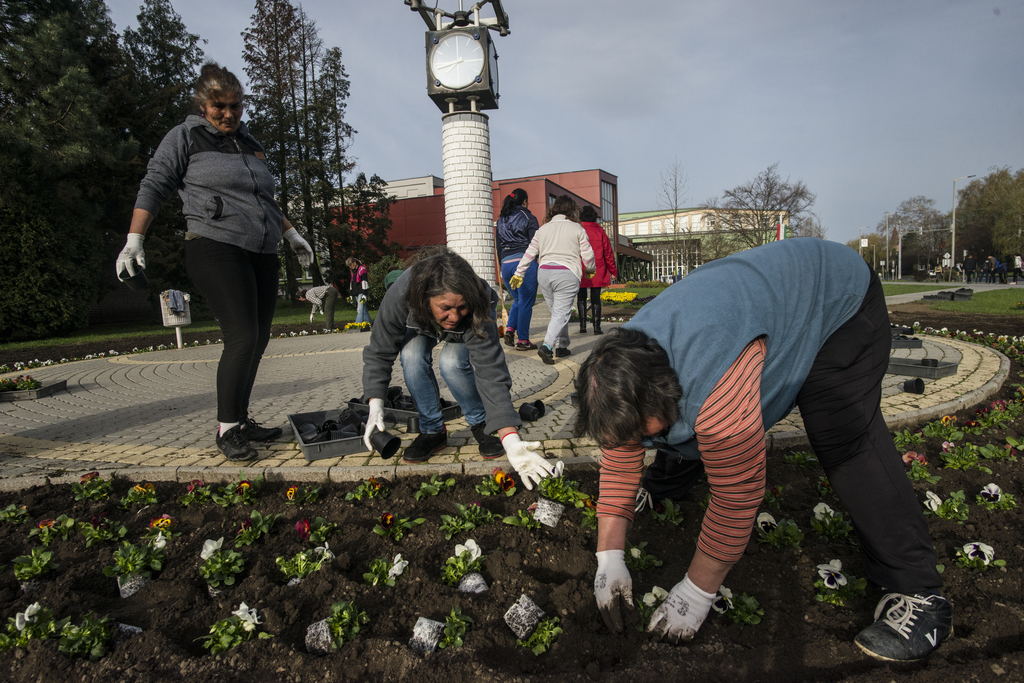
[576,205,618,335]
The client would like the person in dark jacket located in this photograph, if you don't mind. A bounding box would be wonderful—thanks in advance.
[116,63,313,462]
[496,188,541,350]
[963,254,976,283]
[577,206,617,334]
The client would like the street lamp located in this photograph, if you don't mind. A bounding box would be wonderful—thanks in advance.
[951,174,976,270]
[885,212,894,280]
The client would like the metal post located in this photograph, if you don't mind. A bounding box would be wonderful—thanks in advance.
[951,174,976,274]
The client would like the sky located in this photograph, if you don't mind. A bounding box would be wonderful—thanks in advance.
[105,0,1023,245]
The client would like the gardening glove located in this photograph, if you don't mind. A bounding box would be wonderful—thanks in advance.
[362,398,386,451]
[501,433,552,490]
[647,574,716,644]
[284,228,314,267]
[309,311,315,324]
[508,274,524,290]
[595,549,633,633]
[115,233,146,279]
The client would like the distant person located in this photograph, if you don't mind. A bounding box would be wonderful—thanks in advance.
[1015,254,1022,285]
[963,254,976,283]
[933,264,942,283]
[298,284,339,330]
[510,195,595,364]
[981,259,992,283]
[347,257,372,326]
[496,188,541,351]
[116,63,313,462]
[576,205,617,335]
[997,257,1008,284]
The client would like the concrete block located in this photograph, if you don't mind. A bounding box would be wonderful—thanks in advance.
[264,467,331,483]
[328,465,396,483]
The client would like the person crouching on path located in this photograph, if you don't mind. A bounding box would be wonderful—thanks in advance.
[360,247,556,488]
[298,284,339,330]
[574,237,951,662]
[577,205,617,335]
[510,195,595,364]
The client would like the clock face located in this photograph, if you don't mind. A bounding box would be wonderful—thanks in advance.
[430,32,485,90]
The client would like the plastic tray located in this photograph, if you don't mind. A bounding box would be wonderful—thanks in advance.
[886,358,958,379]
[288,409,369,462]
[891,336,923,349]
[345,400,462,433]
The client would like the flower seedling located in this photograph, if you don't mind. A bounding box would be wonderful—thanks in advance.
[905,456,941,484]
[0,374,41,391]
[782,450,818,468]
[580,497,597,530]
[235,509,283,548]
[718,591,763,628]
[119,482,158,509]
[476,467,516,497]
[939,443,992,474]
[0,603,63,651]
[502,508,541,530]
[954,542,1007,570]
[921,415,962,441]
[976,483,1018,511]
[763,485,784,508]
[199,603,273,654]
[809,503,854,542]
[295,517,337,544]
[324,601,369,649]
[816,476,834,498]
[58,612,113,661]
[922,490,970,524]
[199,538,245,588]
[277,544,334,581]
[536,464,588,506]
[71,475,113,501]
[345,477,389,501]
[29,514,76,546]
[755,512,804,548]
[78,514,128,548]
[373,512,426,542]
[625,541,663,570]
[414,473,456,501]
[143,514,180,541]
[179,479,213,506]
[212,474,264,507]
[363,554,408,586]
[711,586,734,616]
[892,429,925,451]
[517,616,562,655]
[813,559,867,607]
[0,503,28,524]
[439,502,498,540]
[438,606,474,649]
[650,498,684,526]
[636,585,669,627]
[285,484,320,505]
[103,535,166,579]
[977,443,1018,463]
[440,539,485,586]
[12,548,59,582]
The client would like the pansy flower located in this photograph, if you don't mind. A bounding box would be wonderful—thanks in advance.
[975,407,989,417]
[38,519,55,529]
[200,537,224,560]
[380,512,395,530]
[990,399,1006,411]
[756,512,777,532]
[455,539,481,562]
[235,480,252,494]
[964,420,979,429]
[812,502,834,521]
[711,586,733,613]
[941,441,955,453]
[940,415,956,425]
[388,554,409,579]
[492,468,515,492]
[238,518,252,534]
[187,479,205,493]
[232,602,262,632]
[133,483,155,493]
[296,519,311,542]
[150,514,175,531]
[962,542,994,565]
[91,513,109,530]
[151,531,167,550]
[81,472,99,483]
[15,603,42,632]
[817,559,847,589]
[369,477,381,490]
[979,483,1002,503]
[286,486,298,501]
[923,491,942,511]
[901,451,927,467]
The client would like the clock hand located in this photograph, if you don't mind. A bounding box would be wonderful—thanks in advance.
[435,57,464,72]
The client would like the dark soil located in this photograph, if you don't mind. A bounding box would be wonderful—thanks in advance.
[0,305,1021,681]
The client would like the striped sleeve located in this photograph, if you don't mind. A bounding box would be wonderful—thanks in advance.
[694,338,767,564]
[596,445,646,521]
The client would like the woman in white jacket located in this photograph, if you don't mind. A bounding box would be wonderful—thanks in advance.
[511,195,595,364]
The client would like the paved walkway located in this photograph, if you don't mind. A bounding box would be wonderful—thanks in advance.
[0,293,1009,489]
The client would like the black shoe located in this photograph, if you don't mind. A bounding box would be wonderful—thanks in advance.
[554,347,571,358]
[240,417,282,442]
[402,428,448,463]
[854,593,953,662]
[579,324,587,333]
[537,344,555,365]
[594,324,603,335]
[216,426,258,462]
[503,330,515,347]
[471,423,504,459]
[515,340,537,351]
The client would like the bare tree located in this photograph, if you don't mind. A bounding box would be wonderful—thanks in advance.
[716,163,816,249]
[657,158,693,275]
[791,212,827,239]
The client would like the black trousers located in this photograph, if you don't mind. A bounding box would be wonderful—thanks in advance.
[186,238,280,423]
[644,271,941,594]
[577,287,602,325]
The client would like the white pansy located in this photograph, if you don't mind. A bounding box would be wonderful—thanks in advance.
[963,542,994,565]
[642,592,659,607]
[389,554,409,578]
[923,491,942,511]
[151,531,167,550]
[232,602,261,632]
[651,585,669,600]
[813,502,834,521]
[455,539,481,562]
[15,603,41,631]
[816,559,847,589]
[756,512,777,531]
[979,483,1002,503]
[314,543,334,561]
[630,547,641,559]
[200,537,224,560]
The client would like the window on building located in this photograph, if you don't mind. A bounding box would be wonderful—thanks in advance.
[600,181,615,224]
[623,223,635,236]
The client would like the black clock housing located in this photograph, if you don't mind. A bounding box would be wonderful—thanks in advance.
[425,28,498,112]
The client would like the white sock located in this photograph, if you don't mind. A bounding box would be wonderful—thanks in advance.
[219,422,240,436]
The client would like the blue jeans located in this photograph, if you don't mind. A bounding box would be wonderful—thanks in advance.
[399,331,486,433]
[355,294,371,325]
[501,254,538,342]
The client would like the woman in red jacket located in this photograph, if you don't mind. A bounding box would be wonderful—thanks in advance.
[577,205,618,334]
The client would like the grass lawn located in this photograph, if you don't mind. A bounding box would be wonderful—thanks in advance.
[881,283,959,296]
[922,288,1024,315]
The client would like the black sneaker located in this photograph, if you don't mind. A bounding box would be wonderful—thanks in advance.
[240,417,282,442]
[503,330,515,347]
[537,344,555,364]
[854,593,953,662]
[554,347,571,358]
[402,428,448,463]
[216,425,258,462]
[515,340,537,351]
[470,423,504,459]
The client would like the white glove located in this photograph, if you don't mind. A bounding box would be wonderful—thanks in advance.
[647,574,716,644]
[309,311,315,323]
[362,398,385,451]
[284,228,314,267]
[116,233,146,279]
[501,433,554,490]
[595,549,633,632]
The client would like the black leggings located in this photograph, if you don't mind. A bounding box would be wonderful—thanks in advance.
[577,287,602,323]
[186,238,279,423]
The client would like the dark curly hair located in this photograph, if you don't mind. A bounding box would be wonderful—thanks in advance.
[546,195,580,223]
[404,246,493,339]
[573,328,682,448]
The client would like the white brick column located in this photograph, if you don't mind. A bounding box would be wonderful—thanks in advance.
[441,111,494,282]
